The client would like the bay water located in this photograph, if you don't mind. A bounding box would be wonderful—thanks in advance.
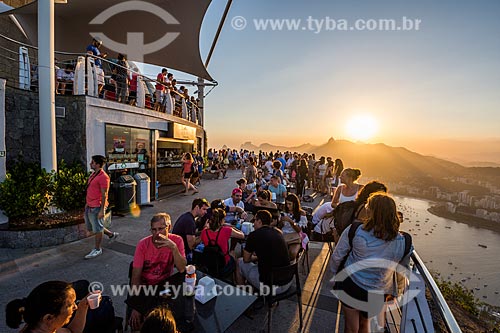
[395,195,500,307]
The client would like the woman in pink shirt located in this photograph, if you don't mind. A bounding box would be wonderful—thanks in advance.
[181,153,198,195]
[201,208,244,276]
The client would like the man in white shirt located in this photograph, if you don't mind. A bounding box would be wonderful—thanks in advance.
[223,188,246,224]
[311,201,335,237]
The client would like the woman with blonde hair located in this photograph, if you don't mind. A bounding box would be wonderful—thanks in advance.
[141,307,178,333]
[331,193,412,333]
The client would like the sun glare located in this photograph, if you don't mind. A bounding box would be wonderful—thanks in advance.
[345,114,378,142]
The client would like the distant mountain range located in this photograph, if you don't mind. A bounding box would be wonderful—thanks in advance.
[240,138,500,187]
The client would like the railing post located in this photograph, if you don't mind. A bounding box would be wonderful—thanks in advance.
[137,75,145,108]
[190,103,196,123]
[165,93,173,115]
[18,46,30,90]
[74,56,86,95]
[86,56,98,97]
[181,98,188,119]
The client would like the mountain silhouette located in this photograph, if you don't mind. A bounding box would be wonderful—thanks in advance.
[240,139,500,187]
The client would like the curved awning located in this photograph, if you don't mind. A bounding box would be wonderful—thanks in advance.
[2,0,214,81]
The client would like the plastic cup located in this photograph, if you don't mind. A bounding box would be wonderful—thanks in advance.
[87,293,101,309]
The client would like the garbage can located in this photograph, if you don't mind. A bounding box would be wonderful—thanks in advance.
[114,175,136,212]
[134,173,151,205]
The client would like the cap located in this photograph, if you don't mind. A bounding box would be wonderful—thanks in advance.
[232,188,243,195]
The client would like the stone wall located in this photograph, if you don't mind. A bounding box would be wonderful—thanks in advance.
[4,86,87,168]
[0,222,89,248]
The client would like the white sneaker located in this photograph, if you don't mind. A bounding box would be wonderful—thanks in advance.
[84,248,103,259]
[109,232,119,242]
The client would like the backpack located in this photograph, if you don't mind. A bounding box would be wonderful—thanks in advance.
[201,229,226,277]
[333,201,362,236]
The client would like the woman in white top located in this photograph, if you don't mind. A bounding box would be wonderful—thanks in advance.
[280,193,308,259]
[331,168,363,208]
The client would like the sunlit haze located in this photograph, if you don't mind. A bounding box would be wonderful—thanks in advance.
[143,0,500,163]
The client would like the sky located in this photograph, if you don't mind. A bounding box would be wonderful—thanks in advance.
[144,0,500,158]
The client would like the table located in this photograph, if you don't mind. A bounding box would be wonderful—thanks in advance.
[126,271,257,332]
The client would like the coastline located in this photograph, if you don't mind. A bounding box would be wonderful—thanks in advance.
[427,206,500,235]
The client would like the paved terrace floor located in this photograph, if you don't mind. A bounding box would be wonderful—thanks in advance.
[0,169,343,333]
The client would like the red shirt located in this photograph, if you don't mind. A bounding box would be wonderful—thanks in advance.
[86,170,110,208]
[200,226,232,264]
[133,234,185,285]
[130,73,138,92]
[156,73,165,91]
[183,161,193,173]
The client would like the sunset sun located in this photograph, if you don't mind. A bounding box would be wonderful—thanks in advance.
[345,114,378,141]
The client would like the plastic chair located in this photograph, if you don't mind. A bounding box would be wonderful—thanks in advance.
[264,252,303,333]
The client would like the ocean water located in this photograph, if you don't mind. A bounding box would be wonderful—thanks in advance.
[395,195,500,307]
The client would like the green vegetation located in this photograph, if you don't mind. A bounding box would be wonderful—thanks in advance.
[436,278,479,315]
[52,161,88,212]
[0,160,88,220]
[433,274,500,332]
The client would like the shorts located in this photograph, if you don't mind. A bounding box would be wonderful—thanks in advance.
[334,275,386,318]
[84,206,104,233]
[155,90,163,103]
[96,67,105,86]
[184,172,193,179]
[238,258,292,294]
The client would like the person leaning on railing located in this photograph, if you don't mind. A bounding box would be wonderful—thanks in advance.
[331,193,413,333]
[86,37,106,96]
[56,63,75,95]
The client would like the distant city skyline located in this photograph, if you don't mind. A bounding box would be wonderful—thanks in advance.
[190,0,500,157]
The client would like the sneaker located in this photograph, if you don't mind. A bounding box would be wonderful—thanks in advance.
[84,248,103,259]
[109,232,119,242]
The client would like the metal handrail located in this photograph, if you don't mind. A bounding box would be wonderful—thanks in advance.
[410,251,462,333]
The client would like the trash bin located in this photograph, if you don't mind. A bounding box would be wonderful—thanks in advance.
[134,173,151,205]
[114,175,136,212]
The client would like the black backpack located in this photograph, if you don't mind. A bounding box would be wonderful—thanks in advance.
[202,229,226,276]
[333,201,362,236]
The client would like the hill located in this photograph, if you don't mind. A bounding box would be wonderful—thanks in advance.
[240,139,500,188]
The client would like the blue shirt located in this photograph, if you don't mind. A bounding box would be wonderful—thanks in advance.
[86,44,102,68]
[331,224,412,293]
[277,157,286,172]
[268,184,287,204]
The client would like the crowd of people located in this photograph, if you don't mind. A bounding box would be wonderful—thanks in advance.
[50,37,201,117]
[5,148,413,333]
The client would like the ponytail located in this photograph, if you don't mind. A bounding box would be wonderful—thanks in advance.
[6,298,26,328]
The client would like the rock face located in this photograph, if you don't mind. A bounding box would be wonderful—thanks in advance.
[4,87,87,168]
